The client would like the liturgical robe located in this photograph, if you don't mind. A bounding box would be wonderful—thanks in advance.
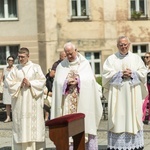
[102,51,147,149]
[51,53,103,136]
[6,61,46,150]
[102,51,147,134]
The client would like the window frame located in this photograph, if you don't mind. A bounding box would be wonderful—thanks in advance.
[0,45,19,68]
[0,0,18,21]
[131,44,149,63]
[84,51,101,76]
[130,0,148,19]
[70,0,90,20]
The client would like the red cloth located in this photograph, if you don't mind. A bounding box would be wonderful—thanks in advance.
[45,113,85,127]
[142,84,150,121]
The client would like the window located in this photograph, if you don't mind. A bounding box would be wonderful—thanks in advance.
[132,44,148,61]
[0,45,19,67]
[0,0,17,20]
[71,0,89,19]
[85,52,101,76]
[130,0,147,18]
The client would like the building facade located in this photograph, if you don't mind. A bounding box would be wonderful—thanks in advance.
[0,0,150,76]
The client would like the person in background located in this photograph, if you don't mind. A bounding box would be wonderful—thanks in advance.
[49,51,66,78]
[1,56,15,123]
[43,86,52,121]
[51,42,103,150]
[44,51,66,121]
[143,52,150,69]
[102,35,147,150]
[44,68,52,121]
[142,52,150,124]
[6,47,46,150]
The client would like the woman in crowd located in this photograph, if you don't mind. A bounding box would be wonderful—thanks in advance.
[143,52,150,69]
[142,52,150,124]
[1,56,15,123]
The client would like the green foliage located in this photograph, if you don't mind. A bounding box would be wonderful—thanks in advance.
[131,11,143,19]
[96,76,105,95]
[96,76,102,86]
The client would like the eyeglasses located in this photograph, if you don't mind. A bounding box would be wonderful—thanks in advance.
[119,44,128,47]
[18,56,26,59]
[144,56,150,59]
[8,59,14,61]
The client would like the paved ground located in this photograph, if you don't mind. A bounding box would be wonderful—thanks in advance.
[1,100,150,150]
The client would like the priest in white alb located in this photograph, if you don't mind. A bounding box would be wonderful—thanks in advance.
[51,42,103,150]
[6,47,46,150]
[102,36,147,150]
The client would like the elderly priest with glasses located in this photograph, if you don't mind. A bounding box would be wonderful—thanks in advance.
[102,36,147,150]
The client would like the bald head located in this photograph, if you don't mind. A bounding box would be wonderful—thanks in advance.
[59,51,66,61]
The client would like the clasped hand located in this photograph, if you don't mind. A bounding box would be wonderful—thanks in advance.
[68,78,78,85]
[122,68,132,79]
[21,78,31,88]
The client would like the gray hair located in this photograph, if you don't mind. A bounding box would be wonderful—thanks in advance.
[64,42,76,51]
[117,36,130,44]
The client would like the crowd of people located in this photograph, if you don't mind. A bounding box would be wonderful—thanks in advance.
[1,35,150,150]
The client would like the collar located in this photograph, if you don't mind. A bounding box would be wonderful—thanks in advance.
[118,52,128,58]
[68,56,80,66]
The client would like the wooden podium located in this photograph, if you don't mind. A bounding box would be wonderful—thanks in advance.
[45,113,85,150]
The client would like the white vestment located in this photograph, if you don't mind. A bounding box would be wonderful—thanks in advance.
[51,53,103,136]
[6,61,46,150]
[102,51,147,134]
[2,67,13,104]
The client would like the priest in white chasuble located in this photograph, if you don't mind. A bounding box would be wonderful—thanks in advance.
[51,42,103,150]
[102,36,147,150]
[6,47,46,150]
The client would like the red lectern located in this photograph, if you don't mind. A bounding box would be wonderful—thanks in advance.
[45,113,85,150]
